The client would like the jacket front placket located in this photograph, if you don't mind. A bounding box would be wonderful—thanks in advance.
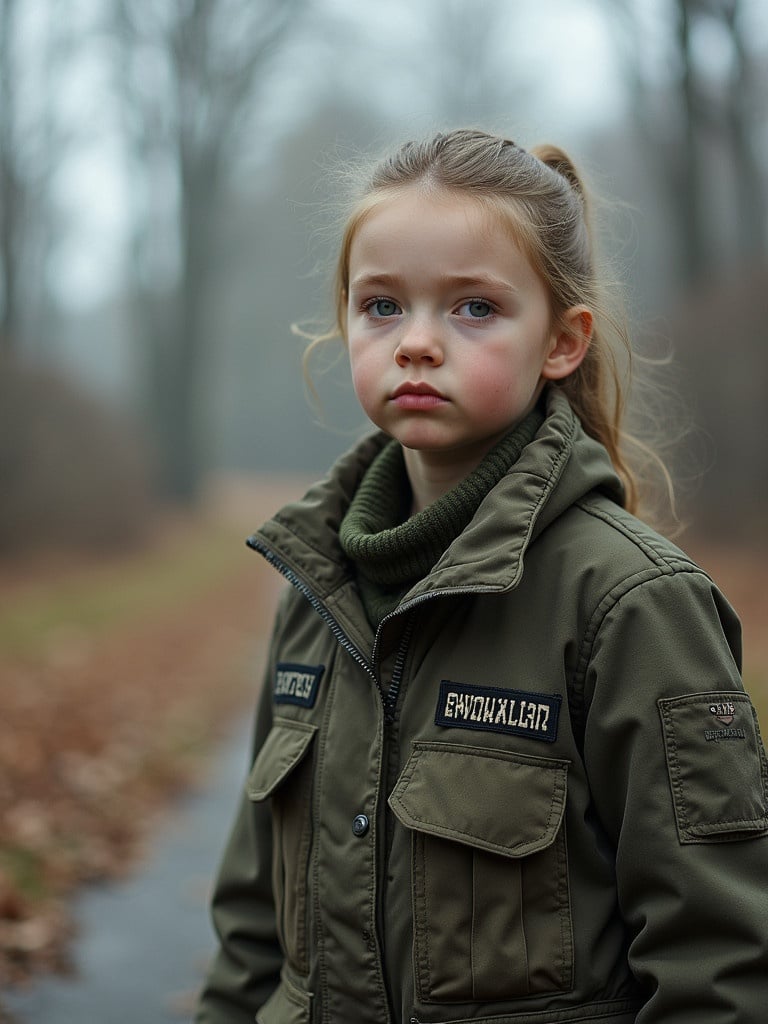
[247,531,399,1024]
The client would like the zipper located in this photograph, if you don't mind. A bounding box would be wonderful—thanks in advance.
[247,535,475,716]
[249,531,497,695]
[371,581,498,666]
[246,534,382,693]
[249,532,501,738]
[382,612,415,724]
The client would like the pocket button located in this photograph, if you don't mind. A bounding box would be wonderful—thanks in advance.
[352,814,370,837]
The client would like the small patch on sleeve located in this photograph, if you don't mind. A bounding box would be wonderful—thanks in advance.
[435,680,561,743]
[658,691,768,844]
[274,663,324,708]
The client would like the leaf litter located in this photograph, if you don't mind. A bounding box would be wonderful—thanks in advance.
[0,483,302,997]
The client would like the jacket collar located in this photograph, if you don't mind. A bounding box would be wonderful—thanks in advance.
[250,390,623,647]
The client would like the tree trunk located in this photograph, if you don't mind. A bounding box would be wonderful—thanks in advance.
[0,0,20,354]
[675,0,708,285]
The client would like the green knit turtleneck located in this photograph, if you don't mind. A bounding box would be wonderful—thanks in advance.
[339,407,545,627]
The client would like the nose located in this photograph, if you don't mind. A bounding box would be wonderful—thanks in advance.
[394,318,444,367]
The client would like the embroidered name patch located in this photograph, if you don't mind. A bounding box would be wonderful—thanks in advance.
[435,680,561,743]
[274,663,324,708]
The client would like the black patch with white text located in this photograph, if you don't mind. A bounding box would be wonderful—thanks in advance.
[435,680,561,743]
[274,663,324,708]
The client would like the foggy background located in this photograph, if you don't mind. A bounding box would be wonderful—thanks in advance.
[2,0,766,547]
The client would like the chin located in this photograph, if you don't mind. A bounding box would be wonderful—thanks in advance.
[397,433,463,453]
[393,426,445,447]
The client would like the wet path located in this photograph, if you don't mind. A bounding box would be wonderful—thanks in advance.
[3,720,251,1024]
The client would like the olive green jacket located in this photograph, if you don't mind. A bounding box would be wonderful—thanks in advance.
[195,390,768,1024]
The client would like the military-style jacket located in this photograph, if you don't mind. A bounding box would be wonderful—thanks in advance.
[195,391,768,1024]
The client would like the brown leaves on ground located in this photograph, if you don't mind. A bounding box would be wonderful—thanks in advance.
[0,478,305,990]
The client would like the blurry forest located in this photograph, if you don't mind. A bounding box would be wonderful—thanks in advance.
[0,0,766,547]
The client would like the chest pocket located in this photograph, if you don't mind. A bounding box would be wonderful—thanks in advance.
[248,718,317,976]
[389,741,572,1004]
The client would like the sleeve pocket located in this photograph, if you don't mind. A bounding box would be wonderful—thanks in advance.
[658,691,768,844]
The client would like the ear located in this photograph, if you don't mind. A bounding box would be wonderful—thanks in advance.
[540,305,592,381]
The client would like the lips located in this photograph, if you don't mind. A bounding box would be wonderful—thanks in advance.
[391,382,446,400]
[390,381,447,410]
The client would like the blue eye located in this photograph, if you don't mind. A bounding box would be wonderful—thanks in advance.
[366,298,400,317]
[459,299,493,318]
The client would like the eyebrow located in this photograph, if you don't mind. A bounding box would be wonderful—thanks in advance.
[349,272,518,294]
[348,273,401,291]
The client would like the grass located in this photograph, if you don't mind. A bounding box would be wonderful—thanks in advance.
[0,848,47,903]
[0,522,244,661]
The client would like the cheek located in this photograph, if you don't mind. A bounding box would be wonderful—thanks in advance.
[461,350,542,419]
[465,361,515,407]
[348,344,379,404]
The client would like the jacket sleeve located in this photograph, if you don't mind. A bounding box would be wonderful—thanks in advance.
[194,606,285,1024]
[583,568,768,1023]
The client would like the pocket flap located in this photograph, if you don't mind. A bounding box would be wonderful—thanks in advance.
[388,741,569,858]
[247,719,317,802]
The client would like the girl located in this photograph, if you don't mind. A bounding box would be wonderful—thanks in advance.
[195,130,768,1024]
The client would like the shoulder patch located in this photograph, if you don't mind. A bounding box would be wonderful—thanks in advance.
[274,663,324,708]
[435,680,561,743]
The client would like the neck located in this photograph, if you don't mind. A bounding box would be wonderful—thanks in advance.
[337,407,546,627]
[402,431,511,513]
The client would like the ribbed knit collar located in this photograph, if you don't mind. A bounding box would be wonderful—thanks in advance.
[339,407,545,595]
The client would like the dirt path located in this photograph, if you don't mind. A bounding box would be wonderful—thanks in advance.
[0,477,310,996]
[2,718,252,1023]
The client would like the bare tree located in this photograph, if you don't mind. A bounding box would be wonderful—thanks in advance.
[0,0,41,354]
[0,0,21,352]
[113,0,306,501]
[0,0,74,356]
[721,0,767,258]
[602,0,767,287]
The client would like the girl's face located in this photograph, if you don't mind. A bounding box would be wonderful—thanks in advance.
[346,188,587,467]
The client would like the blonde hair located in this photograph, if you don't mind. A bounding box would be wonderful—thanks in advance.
[309,129,659,516]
